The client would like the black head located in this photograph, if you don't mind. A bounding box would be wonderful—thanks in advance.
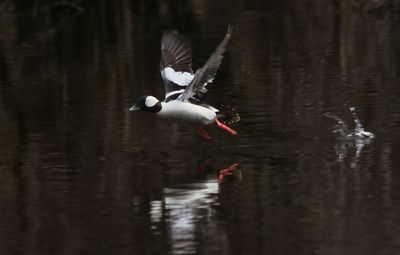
[129,96,162,113]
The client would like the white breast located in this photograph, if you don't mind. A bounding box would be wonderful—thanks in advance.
[158,101,216,126]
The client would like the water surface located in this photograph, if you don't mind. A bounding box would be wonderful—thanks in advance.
[1,1,400,254]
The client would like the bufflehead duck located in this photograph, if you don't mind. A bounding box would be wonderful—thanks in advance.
[130,25,237,139]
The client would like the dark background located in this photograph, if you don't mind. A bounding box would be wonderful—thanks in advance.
[1,0,400,254]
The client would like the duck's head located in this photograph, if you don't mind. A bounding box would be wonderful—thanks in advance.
[129,95,162,113]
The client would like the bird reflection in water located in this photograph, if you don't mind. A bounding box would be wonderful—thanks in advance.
[145,161,240,254]
[196,159,241,183]
[217,163,240,182]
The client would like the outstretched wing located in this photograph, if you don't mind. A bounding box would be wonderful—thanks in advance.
[160,31,194,102]
[179,25,233,102]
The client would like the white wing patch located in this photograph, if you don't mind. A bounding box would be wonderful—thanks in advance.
[163,67,194,86]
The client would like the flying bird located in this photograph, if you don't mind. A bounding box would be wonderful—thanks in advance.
[129,25,237,139]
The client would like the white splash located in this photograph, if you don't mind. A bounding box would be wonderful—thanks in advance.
[349,107,375,139]
[324,112,352,138]
[324,107,375,140]
[325,107,375,165]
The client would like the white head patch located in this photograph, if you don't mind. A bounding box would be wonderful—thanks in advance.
[145,96,159,107]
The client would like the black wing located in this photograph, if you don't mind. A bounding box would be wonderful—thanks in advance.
[179,25,233,102]
[160,31,194,101]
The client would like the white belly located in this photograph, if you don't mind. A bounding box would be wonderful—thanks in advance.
[158,101,216,126]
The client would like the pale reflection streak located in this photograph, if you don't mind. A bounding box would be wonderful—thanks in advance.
[164,181,218,254]
[147,162,240,254]
[334,138,372,167]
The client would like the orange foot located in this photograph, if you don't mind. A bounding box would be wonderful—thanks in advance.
[214,117,238,136]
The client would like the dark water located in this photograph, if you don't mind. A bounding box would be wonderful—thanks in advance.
[1,1,400,254]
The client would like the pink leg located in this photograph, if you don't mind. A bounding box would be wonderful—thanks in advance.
[196,127,211,140]
[214,117,238,136]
